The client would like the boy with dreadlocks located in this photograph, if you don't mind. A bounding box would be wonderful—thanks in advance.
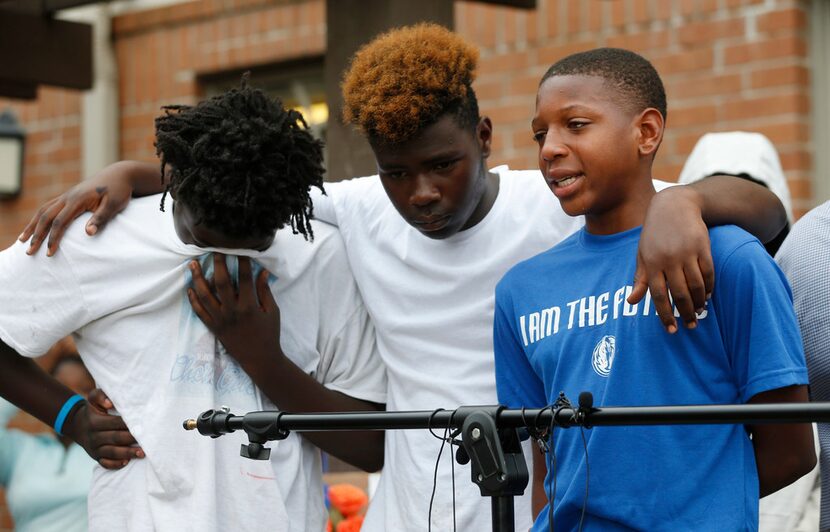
[494,48,814,530]
[18,24,789,531]
[0,83,385,531]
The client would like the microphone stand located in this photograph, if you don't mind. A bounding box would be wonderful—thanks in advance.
[184,393,830,532]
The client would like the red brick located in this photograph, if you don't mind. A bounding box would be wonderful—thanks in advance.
[677,18,745,47]
[757,8,807,34]
[586,1,603,32]
[508,73,544,99]
[474,78,505,102]
[522,9,539,43]
[566,0,581,34]
[544,0,563,41]
[486,102,535,126]
[724,0,764,7]
[752,121,810,145]
[478,51,530,77]
[778,150,811,172]
[651,48,713,75]
[478,6,498,50]
[788,177,811,201]
[606,30,670,52]
[724,35,807,65]
[721,92,809,121]
[512,128,537,152]
[750,65,809,89]
[609,0,625,28]
[537,40,596,66]
[631,0,651,25]
[668,104,718,127]
[668,73,742,99]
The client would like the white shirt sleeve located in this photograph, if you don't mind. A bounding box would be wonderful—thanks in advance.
[307,227,386,404]
[0,241,88,357]
[312,185,338,226]
[317,301,386,404]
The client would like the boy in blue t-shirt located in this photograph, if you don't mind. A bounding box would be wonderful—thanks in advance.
[493,48,815,531]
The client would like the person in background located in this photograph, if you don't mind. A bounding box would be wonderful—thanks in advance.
[679,131,793,255]
[0,339,95,532]
[776,200,830,532]
[680,130,819,532]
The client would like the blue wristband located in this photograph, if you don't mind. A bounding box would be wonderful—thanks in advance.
[54,394,85,436]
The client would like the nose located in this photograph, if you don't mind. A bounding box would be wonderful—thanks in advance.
[539,131,568,163]
[410,173,441,207]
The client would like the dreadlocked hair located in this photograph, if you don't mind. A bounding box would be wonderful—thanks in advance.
[156,78,324,241]
[341,23,480,145]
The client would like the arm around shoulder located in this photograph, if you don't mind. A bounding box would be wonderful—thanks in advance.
[679,175,787,243]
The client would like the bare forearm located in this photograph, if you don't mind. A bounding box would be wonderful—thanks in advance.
[241,353,384,472]
[749,385,816,497]
[0,340,75,429]
[107,160,166,197]
[685,175,787,242]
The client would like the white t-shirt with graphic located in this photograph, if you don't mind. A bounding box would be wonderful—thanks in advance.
[0,195,386,532]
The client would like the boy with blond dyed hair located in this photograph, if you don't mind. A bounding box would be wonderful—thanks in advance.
[494,48,815,530]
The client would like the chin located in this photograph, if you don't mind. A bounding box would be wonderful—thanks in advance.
[559,201,588,218]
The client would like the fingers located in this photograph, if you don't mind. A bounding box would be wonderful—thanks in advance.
[96,445,145,470]
[255,268,276,312]
[212,253,236,304]
[86,193,120,236]
[188,262,218,328]
[87,388,114,412]
[46,203,87,257]
[646,271,678,334]
[665,267,696,329]
[92,429,139,447]
[627,257,648,305]
[699,249,715,301]
[26,200,65,255]
[237,257,255,306]
[19,199,58,243]
[683,261,707,315]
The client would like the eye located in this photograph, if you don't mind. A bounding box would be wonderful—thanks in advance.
[532,131,546,144]
[382,170,407,181]
[433,159,457,172]
[568,120,589,130]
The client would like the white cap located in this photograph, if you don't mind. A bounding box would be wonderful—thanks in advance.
[678,131,793,222]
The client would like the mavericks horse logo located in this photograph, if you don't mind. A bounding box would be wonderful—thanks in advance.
[592,335,616,377]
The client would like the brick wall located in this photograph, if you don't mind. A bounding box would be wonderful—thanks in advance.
[457,0,813,217]
[0,89,83,247]
[0,0,816,249]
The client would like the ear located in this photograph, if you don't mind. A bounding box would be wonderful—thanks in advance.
[636,108,664,158]
[476,117,493,159]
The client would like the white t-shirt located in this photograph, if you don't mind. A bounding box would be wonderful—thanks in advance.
[0,195,386,532]
[313,166,582,531]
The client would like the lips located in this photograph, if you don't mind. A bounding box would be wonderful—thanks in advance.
[545,168,584,198]
[412,214,451,232]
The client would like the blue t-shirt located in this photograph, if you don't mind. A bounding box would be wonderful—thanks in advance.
[494,225,807,532]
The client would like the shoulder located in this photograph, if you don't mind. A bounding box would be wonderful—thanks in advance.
[273,219,348,268]
[323,175,384,203]
[709,225,787,289]
[497,231,580,295]
[709,225,765,263]
[777,200,830,263]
